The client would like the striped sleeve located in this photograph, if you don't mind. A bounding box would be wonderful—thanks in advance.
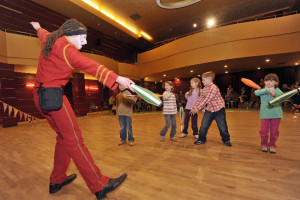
[65,46,119,90]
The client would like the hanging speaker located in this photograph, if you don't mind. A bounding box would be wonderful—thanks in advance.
[96,38,102,46]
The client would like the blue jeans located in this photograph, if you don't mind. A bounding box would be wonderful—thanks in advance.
[119,115,134,142]
[182,109,198,135]
[160,114,176,138]
[198,108,230,142]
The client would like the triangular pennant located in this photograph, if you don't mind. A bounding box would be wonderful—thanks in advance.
[8,106,12,116]
[3,103,8,113]
[19,111,23,120]
[13,108,18,117]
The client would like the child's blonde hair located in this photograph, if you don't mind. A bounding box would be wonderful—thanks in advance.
[202,71,215,81]
[264,73,279,88]
[165,81,174,92]
[187,78,202,96]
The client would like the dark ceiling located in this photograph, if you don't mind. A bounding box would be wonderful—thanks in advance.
[31,0,300,52]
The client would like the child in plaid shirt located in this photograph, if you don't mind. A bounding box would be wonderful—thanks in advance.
[190,71,232,146]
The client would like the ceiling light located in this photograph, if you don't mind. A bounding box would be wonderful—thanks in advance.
[225,71,228,74]
[190,70,193,73]
[257,67,261,70]
[163,74,166,77]
[198,75,201,77]
[116,19,127,28]
[127,26,137,34]
[295,62,299,65]
[193,23,197,28]
[266,59,270,62]
[81,0,152,40]
[100,9,115,20]
[82,0,100,10]
[224,65,228,68]
[207,18,215,27]
[141,31,152,40]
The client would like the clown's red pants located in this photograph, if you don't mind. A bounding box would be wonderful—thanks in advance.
[33,88,109,193]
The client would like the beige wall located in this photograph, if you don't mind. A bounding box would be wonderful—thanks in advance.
[137,14,300,77]
[0,31,7,63]
[0,31,129,79]
[2,14,300,81]
[118,62,140,80]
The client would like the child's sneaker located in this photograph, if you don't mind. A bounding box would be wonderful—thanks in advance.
[269,147,276,153]
[129,141,135,146]
[179,133,187,138]
[170,137,177,142]
[160,135,164,142]
[194,135,199,139]
[118,140,126,145]
[261,146,268,152]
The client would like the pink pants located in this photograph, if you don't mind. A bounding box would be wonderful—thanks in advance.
[259,119,281,148]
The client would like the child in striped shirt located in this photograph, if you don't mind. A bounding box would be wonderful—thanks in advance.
[160,81,177,142]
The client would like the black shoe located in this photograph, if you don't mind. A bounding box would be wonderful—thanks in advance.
[224,141,232,147]
[194,140,206,145]
[49,174,77,194]
[95,173,127,200]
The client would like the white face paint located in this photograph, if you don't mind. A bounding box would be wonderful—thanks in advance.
[71,34,87,50]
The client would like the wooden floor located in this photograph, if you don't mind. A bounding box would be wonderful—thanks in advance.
[0,109,299,200]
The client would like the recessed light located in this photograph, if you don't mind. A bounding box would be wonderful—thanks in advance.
[266,59,270,62]
[190,70,193,73]
[163,74,166,77]
[295,62,299,65]
[197,75,201,77]
[225,71,228,74]
[193,23,197,28]
[257,67,261,70]
[207,18,215,27]
[224,65,228,68]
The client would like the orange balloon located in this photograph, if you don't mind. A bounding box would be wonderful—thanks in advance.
[241,78,261,89]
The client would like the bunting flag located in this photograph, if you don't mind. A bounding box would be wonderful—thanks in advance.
[13,108,18,117]
[3,102,8,113]
[8,105,12,116]
[0,101,39,123]
[19,111,23,120]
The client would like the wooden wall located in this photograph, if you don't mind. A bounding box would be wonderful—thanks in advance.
[0,0,137,63]
[170,66,297,96]
[0,62,17,127]
[0,63,115,127]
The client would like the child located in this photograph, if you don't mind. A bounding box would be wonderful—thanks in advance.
[190,71,232,146]
[254,74,283,153]
[180,78,202,139]
[116,84,137,146]
[160,81,177,142]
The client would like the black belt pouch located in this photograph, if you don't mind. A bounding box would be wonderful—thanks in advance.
[37,83,64,111]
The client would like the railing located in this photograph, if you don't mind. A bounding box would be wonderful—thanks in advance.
[150,9,300,51]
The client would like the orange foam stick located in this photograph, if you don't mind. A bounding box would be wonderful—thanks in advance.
[241,78,261,89]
